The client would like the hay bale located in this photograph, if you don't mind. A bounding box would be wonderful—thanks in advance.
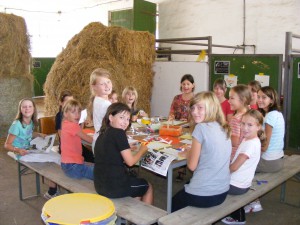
[0,13,33,137]
[44,22,156,116]
[0,13,32,80]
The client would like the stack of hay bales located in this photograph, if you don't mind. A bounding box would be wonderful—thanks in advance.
[44,22,156,116]
[0,13,33,137]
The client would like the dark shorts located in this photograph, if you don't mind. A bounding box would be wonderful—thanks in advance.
[96,176,149,199]
[121,177,149,198]
[172,188,228,212]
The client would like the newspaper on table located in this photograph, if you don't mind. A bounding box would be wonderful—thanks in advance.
[141,148,177,176]
[27,134,56,154]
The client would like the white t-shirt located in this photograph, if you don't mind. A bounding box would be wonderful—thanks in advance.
[261,110,285,160]
[92,96,111,152]
[79,109,87,125]
[93,96,111,132]
[230,137,261,189]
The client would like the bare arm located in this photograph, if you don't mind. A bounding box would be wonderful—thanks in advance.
[231,135,240,150]
[186,137,201,171]
[57,129,62,138]
[4,134,28,156]
[230,153,248,172]
[121,144,148,167]
[261,123,272,152]
[227,113,233,123]
[77,130,93,144]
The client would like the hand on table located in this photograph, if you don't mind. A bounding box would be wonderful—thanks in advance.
[178,146,190,158]
[17,148,28,156]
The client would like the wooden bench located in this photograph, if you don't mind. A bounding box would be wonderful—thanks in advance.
[158,154,300,225]
[11,156,167,225]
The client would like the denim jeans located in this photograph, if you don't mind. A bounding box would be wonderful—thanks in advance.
[61,163,94,180]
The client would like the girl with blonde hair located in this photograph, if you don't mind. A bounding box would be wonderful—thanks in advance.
[172,91,231,212]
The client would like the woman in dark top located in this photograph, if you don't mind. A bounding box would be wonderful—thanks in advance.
[94,103,153,204]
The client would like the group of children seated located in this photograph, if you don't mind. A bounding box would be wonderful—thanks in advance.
[4,69,285,225]
[167,74,284,225]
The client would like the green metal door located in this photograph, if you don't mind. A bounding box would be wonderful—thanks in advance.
[110,9,133,29]
[288,56,300,150]
[32,58,55,96]
[133,0,156,35]
[109,0,156,35]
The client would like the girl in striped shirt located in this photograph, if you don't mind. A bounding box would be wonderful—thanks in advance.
[228,85,252,160]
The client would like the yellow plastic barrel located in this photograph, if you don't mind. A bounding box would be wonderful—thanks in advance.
[41,193,116,225]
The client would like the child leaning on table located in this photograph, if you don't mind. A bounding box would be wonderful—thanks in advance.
[169,74,195,122]
[4,98,58,199]
[221,109,265,225]
[172,91,231,212]
[122,86,148,122]
[60,99,94,180]
[94,102,153,204]
[4,98,46,155]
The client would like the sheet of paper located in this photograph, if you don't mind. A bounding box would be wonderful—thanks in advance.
[29,134,56,153]
[8,151,61,165]
[180,133,192,140]
[141,149,176,176]
[224,75,237,87]
[255,74,270,87]
[180,139,192,145]
[161,120,187,126]
[147,141,171,150]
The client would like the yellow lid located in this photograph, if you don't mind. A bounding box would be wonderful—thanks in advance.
[42,193,115,225]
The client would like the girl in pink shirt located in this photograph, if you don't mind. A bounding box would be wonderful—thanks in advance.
[213,78,234,122]
[248,80,261,110]
[61,99,94,179]
[228,85,252,160]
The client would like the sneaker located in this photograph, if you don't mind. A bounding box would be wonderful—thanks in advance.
[221,216,246,225]
[244,200,263,213]
[43,191,58,200]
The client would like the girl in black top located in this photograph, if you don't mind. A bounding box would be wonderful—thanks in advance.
[94,103,153,204]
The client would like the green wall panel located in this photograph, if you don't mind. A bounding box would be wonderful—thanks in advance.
[133,0,156,35]
[110,9,133,29]
[288,56,300,150]
[32,58,55,96]
[209,54,283,97]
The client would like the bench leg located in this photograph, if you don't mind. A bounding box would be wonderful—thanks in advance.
[115,216,123,225]
[17,162,41,200]
[280,182,286,203]
[167,166,173,213]
[35,172,41,196]
[18,162,24,200]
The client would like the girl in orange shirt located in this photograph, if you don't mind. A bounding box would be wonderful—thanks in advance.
[60,99,94,179]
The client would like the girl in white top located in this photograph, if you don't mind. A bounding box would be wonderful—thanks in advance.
[243,87,285,216]
[222,109,265,225]
[89,68,113,151]
[257,86,285,172]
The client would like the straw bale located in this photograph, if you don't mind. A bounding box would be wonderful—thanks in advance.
[0,13,32,80]
[0,77,33,137]
[0,13,33,137]
[44,22,156,116]
[107,27,156,65]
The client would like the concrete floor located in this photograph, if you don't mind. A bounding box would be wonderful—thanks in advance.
[1,98,300,224]
[1,138,300,225]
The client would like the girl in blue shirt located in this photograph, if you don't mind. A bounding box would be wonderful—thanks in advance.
[4,98,46,155]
